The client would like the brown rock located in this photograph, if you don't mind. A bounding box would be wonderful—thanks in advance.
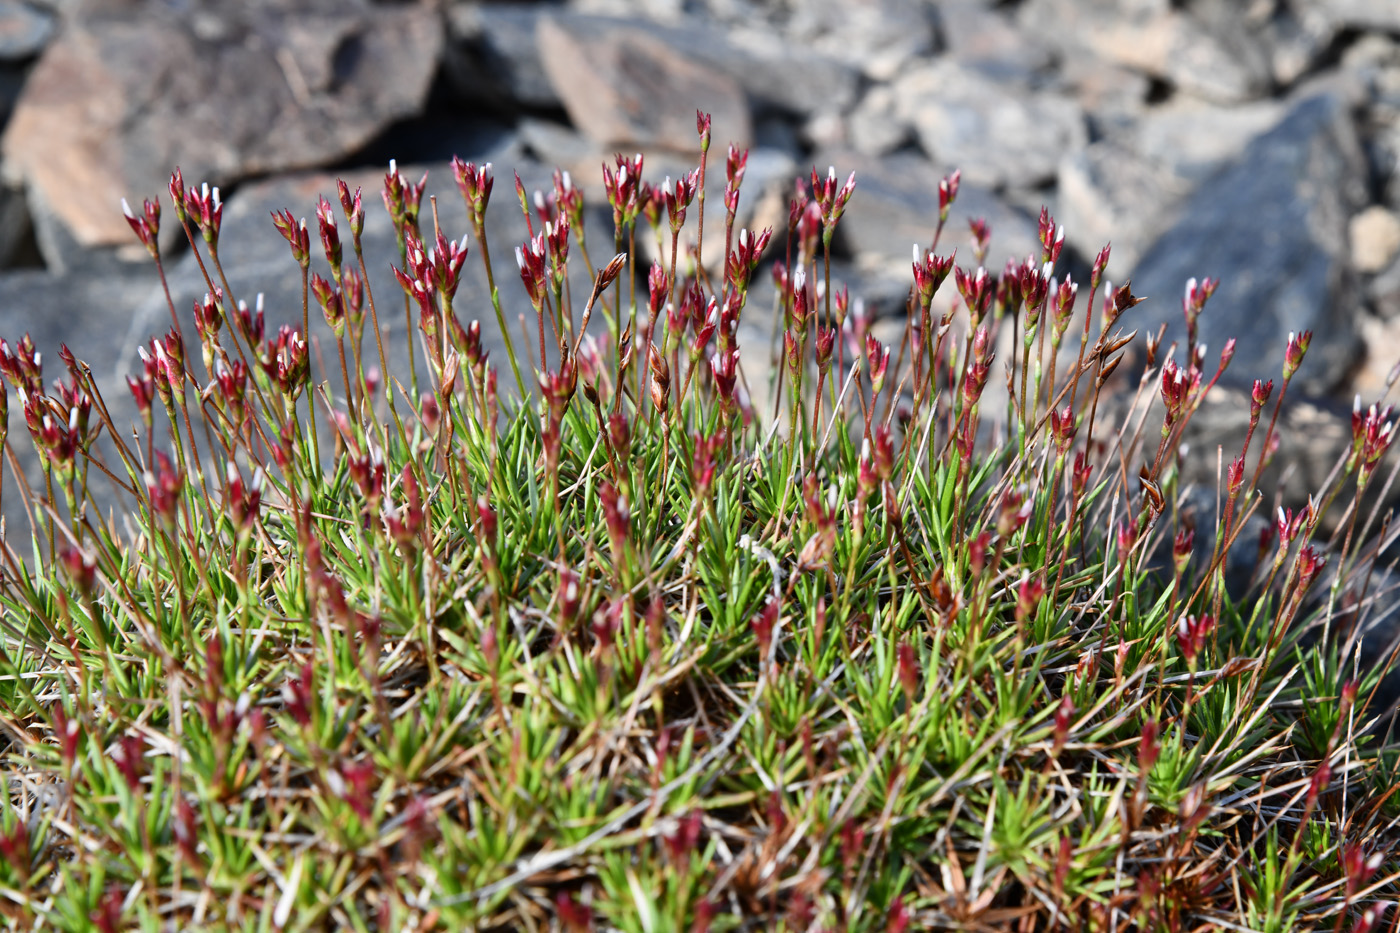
[537,16,751,152]
[1,1,441,250]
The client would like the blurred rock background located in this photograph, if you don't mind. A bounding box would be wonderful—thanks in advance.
[0,0,1399,554]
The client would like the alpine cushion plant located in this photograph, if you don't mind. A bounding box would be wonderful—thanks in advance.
[0,109,1396,932]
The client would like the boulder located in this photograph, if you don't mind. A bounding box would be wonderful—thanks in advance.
[783,0,936,82]
[892,60,1087,189]
[445,2,561,110]
[1017,0,1273,104]
[1128,91,1370,396]
[1,0,441,250]
[535,12,859,122]
[0,0,54,62]
[538,15,751,152]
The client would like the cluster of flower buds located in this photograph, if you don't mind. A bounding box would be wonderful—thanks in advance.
[599,481,631,559]
[912,247,955,318]
[224,463,264,537]
[145,449,184,529]
[1049,405,1076,452]
[661,170,698,234]
[1159,357,1199,428]
[1051,275,1078,344]
[382,465,425,554]
[23,383,91,478]
[896,640,920,703]
[1016,573,1046,623]
[1250,378,1273,423]
[811,165,856,246]
[261,325,309,402]
[1174,612,1214,666]
[348,443,387,512]
[1038,207,1065,266]
[1019,257,1052,332]
[383,159,427,245]
[968,217,991,267]
[61,543,97,599]
[208,358,249,429]
[954,264,992,329]
[170,170,223,247]
[121,196,162,259]
[1182,276,1218,350]
[750,597,779,660]
[648,345,671,415]
[798,473,837,569]
[710,348,739,411]
[452,158,493,232]
[998,487,1032,538]
[315,195,342,281]
[271,208,310,268]
[515,232,549,312]
[692,427,725,501]
[311,272,346,338]
[963,327,993,408]
[724,145,748,220]
[1295,543,1326,592]
[602,152,645,229]
[726,226,772,298]
[938,169,960,225]
[236,295,265,347]
[865,334,891,395]
[1350,396,1396,483]
[0,334,41,396]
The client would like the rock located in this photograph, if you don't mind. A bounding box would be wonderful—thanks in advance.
[1128,98,1287,183]
[1,0,441,250]
[846,85,909,157]
[1018,0,1272,104]
[1369,251,1400,320]
[445,2,560,110]
[814,148,1040,289]
[1055,57,1152,138]
[537,13,859,122]
[1349,312,1400,397]
[892,60,1087,189]
[934,0,1053,84]
[1128,91,1369,396]
[1057,140,1192,277]
[703,23,861,116]
[1351,206,1400,274]
[1255,0,1336,87]
[0,0,54,62]
[537,15,752,152]
[784,0,936,82]
[1323,0,1400,31]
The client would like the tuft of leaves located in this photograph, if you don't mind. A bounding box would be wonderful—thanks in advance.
[0,119,1396,932]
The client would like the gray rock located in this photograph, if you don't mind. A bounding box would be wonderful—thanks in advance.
[1128,98,1287,183]
[892,60,1087,189]
[1017,0,1273,104]
[1057,140,1192,278]
[1255,0,1336,87]
[934,0,1054,84]
[1129,91,1370,396]
[846,85,910,158]
[1054,57,1153,138]
[0,0,53,62]
[538,13,859,121]
[1322,0,1400,31]
[445,2,561,110]
[1,0,441,249]
[538,15,752,152]
[783,0,936,82]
